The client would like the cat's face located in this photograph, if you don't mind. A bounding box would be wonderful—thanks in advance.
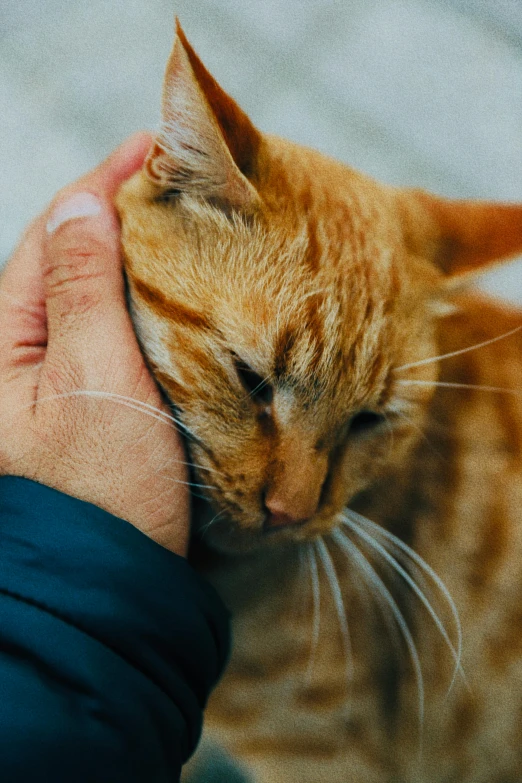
[116,23,522,553]
[118,148,440,553]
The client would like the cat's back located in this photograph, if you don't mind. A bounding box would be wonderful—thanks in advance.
[403,291,522,781]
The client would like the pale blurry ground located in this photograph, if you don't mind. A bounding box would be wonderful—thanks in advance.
[1,0,522,300]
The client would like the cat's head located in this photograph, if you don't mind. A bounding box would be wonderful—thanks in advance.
[116,22,522,553]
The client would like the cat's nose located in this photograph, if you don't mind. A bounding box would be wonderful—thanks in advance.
[263,495,312,530]
[262,437,328,531]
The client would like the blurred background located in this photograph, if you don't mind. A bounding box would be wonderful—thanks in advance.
[1,0,521,298]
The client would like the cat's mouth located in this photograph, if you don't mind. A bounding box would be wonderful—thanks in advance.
[191,494,344,554]
[188,455,371,554]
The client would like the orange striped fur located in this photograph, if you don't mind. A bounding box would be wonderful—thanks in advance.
[116,23,522,782]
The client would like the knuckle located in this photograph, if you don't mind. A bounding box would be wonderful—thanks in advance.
[44,241,106,317]
[45,233,105,280]
[48,282,103,318]
[3,346,46,380]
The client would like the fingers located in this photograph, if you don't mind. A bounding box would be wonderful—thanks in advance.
[42,133,152,384]
[55,131,153,202]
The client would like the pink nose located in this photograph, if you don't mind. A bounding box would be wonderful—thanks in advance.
[262,452,327,530]
[264,500,310,530]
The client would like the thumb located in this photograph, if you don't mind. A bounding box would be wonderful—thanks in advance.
[44,191,123,330]
[42,134,151,380]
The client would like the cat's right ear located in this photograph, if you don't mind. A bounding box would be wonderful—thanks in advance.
[400,189,522,281]
[144,21,261,211]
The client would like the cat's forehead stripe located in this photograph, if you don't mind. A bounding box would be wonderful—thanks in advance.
[273,326,297,379]
[130,274,211,331]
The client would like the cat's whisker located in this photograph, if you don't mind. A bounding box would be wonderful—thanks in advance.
[306,543,321,683]
[187,463,221,475]
[25,390,212,453]
[160,475,217,491]
[315,538,353,682]
[240,372,274,405]
[391,409,440,456]
[28,389,184,428]
[394,324,522,373]
[28,390,221,495]
[250,378,272,399]
[198,509,227,538]
[341,513,465,693]
[293,546,310,623]
[332,529,425,750]
[159,405,196,438]
[154,452,222,479]
[344,507,467,694]
[297,546,307,593]
[26,392,232,480]
[396,380,520,396]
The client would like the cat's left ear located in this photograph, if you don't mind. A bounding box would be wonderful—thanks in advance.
[401,189,522,280]
[145,20,261,211]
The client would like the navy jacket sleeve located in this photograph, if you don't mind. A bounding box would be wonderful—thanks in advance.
[0,476,230,783]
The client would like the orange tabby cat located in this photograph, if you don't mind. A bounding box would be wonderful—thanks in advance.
[116,22,522,783]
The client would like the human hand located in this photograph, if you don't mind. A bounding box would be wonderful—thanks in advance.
[0,134,190,557]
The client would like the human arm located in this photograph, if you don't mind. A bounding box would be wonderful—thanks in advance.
[0,476,229,783]
[0,135,230,781]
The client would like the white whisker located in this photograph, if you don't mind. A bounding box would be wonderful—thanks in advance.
[26,392,220,495]
[315,538,353,681]
[29,389,183,427]
[342,514,464,693]
[306,543,321,682]
[296,546,307,600]
[186,463,220,475]
[392,409,440,456]
[198,509,226,538]
[161,475,216,491]
[155,452,220,479]
[344,507,466,695]
[239,371,273,404]
[396,380,520,395]
[25,390,226,476]
[395,324,522,373]
[332,529,424,751]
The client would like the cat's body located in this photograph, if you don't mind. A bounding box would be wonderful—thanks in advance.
[188,294,522,783]
[116,24,522,782]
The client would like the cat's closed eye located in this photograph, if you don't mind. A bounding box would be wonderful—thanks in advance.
[348,410,386,435]
[234,358,274,405]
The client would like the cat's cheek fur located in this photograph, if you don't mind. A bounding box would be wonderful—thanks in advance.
[128,295,178,380]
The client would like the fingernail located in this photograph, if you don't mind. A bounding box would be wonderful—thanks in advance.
[46,192,102,234]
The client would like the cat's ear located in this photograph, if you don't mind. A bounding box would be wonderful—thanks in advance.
[401,189,522,280]
[145,20,261,210]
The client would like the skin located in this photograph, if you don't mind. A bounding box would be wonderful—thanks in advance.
[0,133,190,558]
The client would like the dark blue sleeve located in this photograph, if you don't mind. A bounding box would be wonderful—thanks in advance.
[0,476,230,783]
